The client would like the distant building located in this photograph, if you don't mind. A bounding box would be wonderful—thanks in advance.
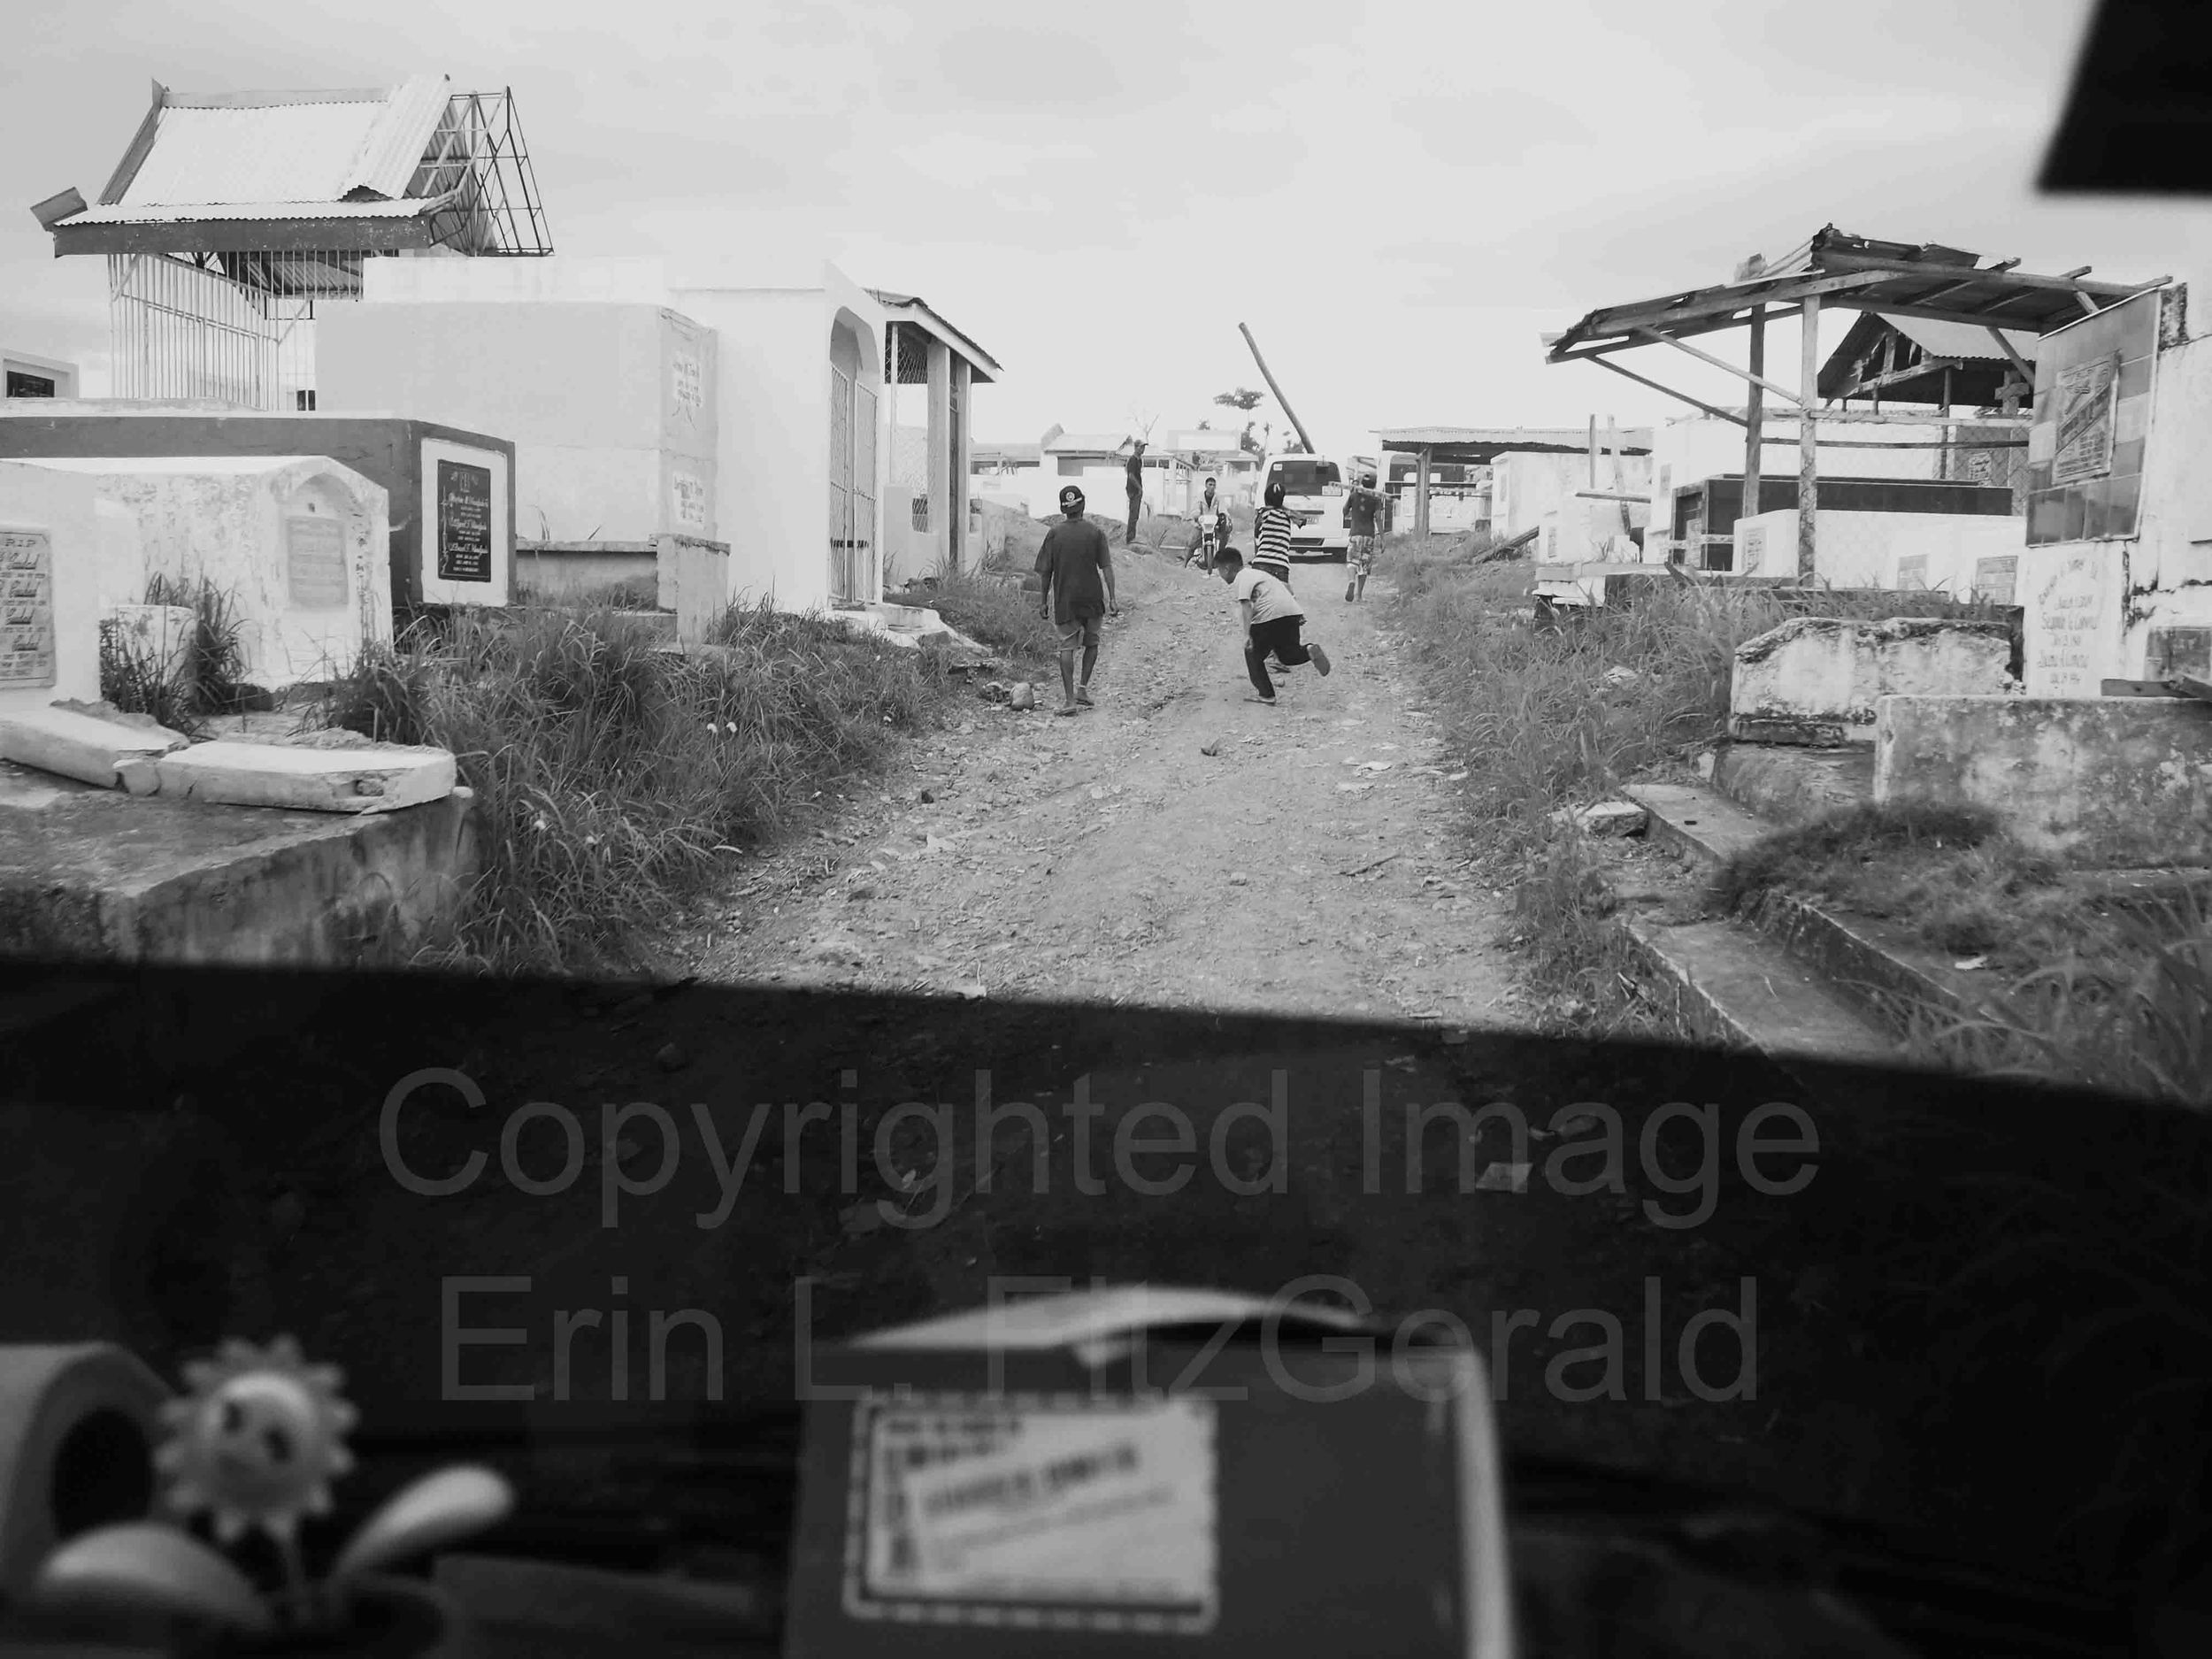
[2,350,78,400]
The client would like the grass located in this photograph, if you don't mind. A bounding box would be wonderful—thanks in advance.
[96,572,255,731]
[311,597,946,974]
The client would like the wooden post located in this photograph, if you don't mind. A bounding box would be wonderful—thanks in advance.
[1415,445,1432,538]
[1797,296,1819,581]
[1743,307,1765,526]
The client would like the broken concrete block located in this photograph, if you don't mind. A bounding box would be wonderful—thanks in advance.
[1009,683,1037,711]
[0,705,192,787]
[1578,800,1649,836]
[150,740,457,814]
[1732,616,2015,745]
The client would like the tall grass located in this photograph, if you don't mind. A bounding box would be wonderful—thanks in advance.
[97,572,254,730]
[313,599,944,973]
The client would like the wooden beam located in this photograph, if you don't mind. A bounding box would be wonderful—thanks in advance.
[1415,443,1432,539]
[1985,327,2035,384]
[1844,355,1972,398]
[2075,292,2101,317]
[1579,352,1747,426]
[1574,490,1647,502]
[1633,326,1803,405]
[1814,250,2145,300]
[52,213,445,257]
[1798,296,1820,582]
[1743,308,1765,520]
[1556,272,1897,356]
[1754,407,2033,427]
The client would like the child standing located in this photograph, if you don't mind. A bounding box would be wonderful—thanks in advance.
[1216,548,1331,705]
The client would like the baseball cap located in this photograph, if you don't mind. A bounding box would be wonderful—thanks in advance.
[1059,485,1086,511]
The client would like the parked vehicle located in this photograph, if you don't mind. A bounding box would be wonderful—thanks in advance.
[1259,453,1351,559]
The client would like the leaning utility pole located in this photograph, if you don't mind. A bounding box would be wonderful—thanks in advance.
[1238,323,1317,454]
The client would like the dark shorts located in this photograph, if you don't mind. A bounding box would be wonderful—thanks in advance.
[1057,611,1102,649]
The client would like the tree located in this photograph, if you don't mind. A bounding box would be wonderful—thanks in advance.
[1214,388,1264,414]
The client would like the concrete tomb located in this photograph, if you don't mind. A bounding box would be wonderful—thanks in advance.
[12,456,393,693]
[1877,694,2212,867]
[1731,616,2016,746]
[0,460,103,718]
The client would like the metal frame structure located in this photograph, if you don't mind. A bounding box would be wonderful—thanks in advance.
[1541,226,2168,580]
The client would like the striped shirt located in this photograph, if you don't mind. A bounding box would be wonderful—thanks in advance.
[1253,506,1295,571]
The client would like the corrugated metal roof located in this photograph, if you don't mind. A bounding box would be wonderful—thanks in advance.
[1885,314,2039,362]
[349,75,453,199]
[114,78,452,209]
[67,196,446,225]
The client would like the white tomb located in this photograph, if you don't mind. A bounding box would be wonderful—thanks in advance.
[0,460,103,717]
[14,456,393,690]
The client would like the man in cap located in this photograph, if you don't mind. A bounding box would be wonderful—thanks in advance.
[1036,484,1118,715]
[1344,470,1386,603]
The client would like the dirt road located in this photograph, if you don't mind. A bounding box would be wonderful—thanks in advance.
[687,545,1526,1027]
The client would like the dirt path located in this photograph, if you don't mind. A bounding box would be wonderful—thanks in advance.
[685,547,1526,1027]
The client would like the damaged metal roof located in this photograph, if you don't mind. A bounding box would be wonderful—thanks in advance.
[1546,226,2165,364]
[1376,426,1653,465]
[33,78,552,258]
[867,288,1002,384]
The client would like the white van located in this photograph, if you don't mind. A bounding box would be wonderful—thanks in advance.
[1259,453,1352,559]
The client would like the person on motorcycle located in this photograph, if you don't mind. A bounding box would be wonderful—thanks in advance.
[1187,476,1229,569]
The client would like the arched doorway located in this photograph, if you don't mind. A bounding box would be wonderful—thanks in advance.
[829,311,879,607]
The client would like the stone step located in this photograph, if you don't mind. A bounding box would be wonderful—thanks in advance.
[1709,742,1873,826]
[1615,911,1900,1086]
[1621,779,1769,870]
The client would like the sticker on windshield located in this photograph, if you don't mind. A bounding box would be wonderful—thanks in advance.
[843,1393,1218,1632]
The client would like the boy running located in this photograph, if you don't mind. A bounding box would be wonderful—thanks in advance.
[1035,485,1118,715]
[1216,548,1330,705]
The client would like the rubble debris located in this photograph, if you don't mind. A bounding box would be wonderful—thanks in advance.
[152,741,457,814]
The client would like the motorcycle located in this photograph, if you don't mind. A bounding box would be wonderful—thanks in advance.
[1187,509,1228,571]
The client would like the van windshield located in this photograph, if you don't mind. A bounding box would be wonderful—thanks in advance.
[1269,460,1341,495]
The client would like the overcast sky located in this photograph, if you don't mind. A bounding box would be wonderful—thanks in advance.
[4,0,2208,457]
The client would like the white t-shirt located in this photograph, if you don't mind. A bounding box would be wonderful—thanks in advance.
[1229,567,1303,624]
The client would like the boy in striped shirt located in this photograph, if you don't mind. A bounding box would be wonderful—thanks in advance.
[1252,480,1296,589]
[1216,549,1330,705]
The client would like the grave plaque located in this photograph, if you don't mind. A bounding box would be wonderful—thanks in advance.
[1972,555,2019,606]
[437,460,493,583]
[1895,554,1929,591]
[2052,355,2120,486]
[287,514,349,610]
[0,527,54,688]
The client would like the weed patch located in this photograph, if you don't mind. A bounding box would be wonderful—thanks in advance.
[311,599,946,974]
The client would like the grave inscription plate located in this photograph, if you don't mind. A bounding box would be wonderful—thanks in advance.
[438,460,494,583]
[287,514,349,610]
[0,527,54,688]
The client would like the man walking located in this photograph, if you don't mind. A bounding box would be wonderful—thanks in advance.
[1216,548,1330,706]
[1124,439,1148,545]
[1344,469,1386,602]
[1036,484,1118,716]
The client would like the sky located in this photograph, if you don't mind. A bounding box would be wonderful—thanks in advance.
[4,0,2210,459]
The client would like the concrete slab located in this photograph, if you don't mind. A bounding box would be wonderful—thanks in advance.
[150,739,456,813]
[0,705,190,787]
[1622,780,1770,870]
[1618,914,1899,1071]
[1712,744,1875,827]
[1732,616,2015,744]
[1876,695,2212,867]
[0,764,479,966]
